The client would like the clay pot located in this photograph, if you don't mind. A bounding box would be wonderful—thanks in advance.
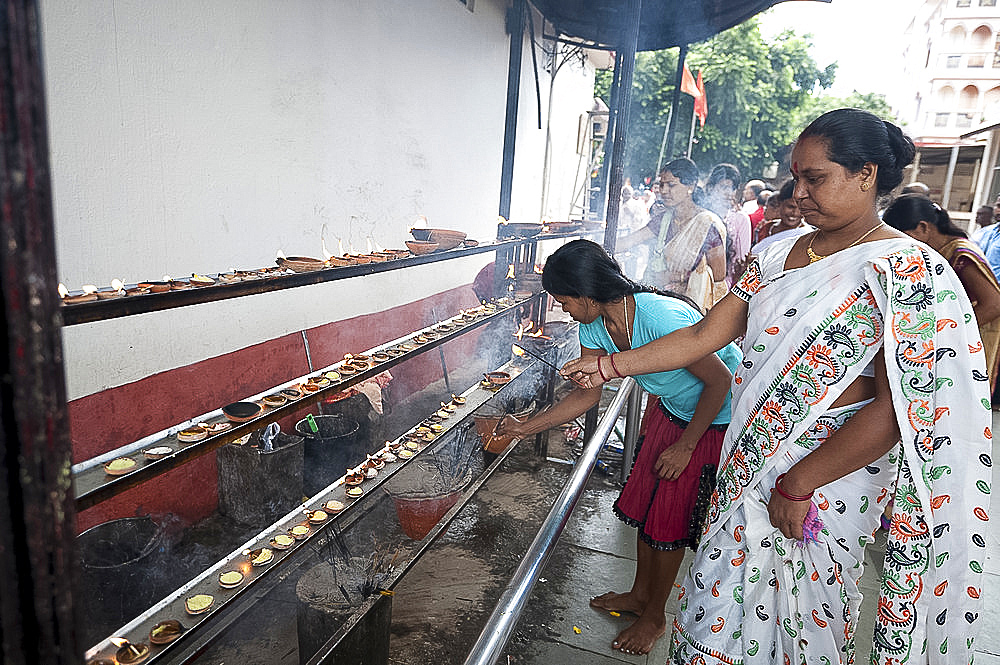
[222,401,263,423]
[405,240,439,255]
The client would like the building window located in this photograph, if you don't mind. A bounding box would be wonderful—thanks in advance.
[958,0,971,6]
[947,55,962,67]
[935,112,951,127]
[957,113,975,127]
[982,0,996,6]
[970,53,987,67]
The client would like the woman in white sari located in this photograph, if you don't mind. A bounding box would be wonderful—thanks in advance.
[564,109,990,664]
[619,158,727,312]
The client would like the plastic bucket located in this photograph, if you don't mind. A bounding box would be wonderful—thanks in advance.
[295,414,360,495]
[391,491,461,540]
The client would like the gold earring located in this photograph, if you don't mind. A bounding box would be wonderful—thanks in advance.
[861,182,871,192]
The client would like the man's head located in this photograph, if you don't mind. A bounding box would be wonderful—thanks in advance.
[742,179,766,203]
[976,204,993,228]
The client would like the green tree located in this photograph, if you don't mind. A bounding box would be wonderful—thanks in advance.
[596,18,839,182]
[791,91,895,133]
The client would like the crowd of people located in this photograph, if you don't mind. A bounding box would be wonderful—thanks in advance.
[497,108,991,664]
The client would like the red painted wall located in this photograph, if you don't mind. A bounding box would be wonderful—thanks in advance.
[71,284,483,532]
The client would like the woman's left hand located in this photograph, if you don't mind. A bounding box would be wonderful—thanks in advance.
[767,490,812,541]
[654,443,695,481]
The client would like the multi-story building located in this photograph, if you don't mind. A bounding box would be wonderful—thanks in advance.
[899,0,1000,219]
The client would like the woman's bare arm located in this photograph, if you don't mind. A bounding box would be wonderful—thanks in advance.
[957,260,1000,326]
[562,292,748,386]
[768,351,900,540]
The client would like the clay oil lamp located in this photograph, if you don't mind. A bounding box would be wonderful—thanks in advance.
[338,365,356,376]
[262,393,287,408]
[371,351,390,363]
[302,383,321,393]
[246,547,273,567]
[219,272,239,283]
[104,457,137,476]
[87,658,114,665]
[110,637,150,665]
[441,402,457,414]
[421,432,437,443]
[309,376,331,388]
[184,593,214,615]
[177,427,208,443]
[398,449,415,460]
[308,509,328,525]
[124,285,150,296]
[148,619,184,646]
[405,441,421,452]
[387,440,403,453]
[413,334,431,344]
[380,450,397,464]
[435,408,452,420]
[426,413,442,423]
[169,278,191,290]
[451,394,466,406]
[218,570,245,589]
[324,370,341,382]
[201,421,232,434]
[222,401,263,423]
[344,469,365,486]
[289,524,311,540]
[270,533,295,550]
[323,499,345,514]
[281,386,304,400]
[345,485,364,499]
[415,426,431,436]
[190,274,215,287]
[434,323,454,333]
[367,454,385,471]
[60,282,98,304]
[405,240,439,255]
[429,423,445,433]
[143,446,173,461]
[96,279,126,300]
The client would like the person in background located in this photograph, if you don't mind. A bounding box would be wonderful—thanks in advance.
[900,181,931,196]
[974,196,1000,250]
[747,187,771,235]
[748,179,811,254]
[704,163,751,286]
[740,179,766,214]
[883,193,1000,393]
[563,108,989,665]
[977,194,1000,282]
[497,239,741,657]
[618,158,727,311]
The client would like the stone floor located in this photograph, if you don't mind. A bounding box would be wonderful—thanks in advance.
[388,404,1000,665]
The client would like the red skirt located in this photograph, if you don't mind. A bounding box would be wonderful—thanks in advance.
[613,400,726,551]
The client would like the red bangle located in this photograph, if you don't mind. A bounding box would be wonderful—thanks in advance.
[596,356,609,383]
[773,473,813,501]
[608,353,624,378]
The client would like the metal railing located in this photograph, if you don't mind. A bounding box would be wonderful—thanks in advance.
[463,377,638,665]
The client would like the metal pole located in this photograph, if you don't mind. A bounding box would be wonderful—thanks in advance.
[498,0,526,221]
[463,379,636,665]
[620,385,643,484]
[1,1,80,662]
[942,144,961,210]
[686,106,698,158]
[601,0,642,255]
[664,44,689,162]
[654,105,673,175]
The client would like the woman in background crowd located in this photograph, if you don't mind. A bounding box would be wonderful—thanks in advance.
[704,163,751,287]
[619,158,727,311]
[883,193,1000,392]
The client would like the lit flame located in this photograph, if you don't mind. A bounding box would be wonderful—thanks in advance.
[374,238,384,252]
[338,238,345,256]
[81,284,98,294]
[366,237,374,254]
[110,278,124,292]
[514,320,534,340]
[412,214,428,229]
[506,264,515,280]
[276,249,286,260]
[497,215,508,225]
[110,637,128,648]
[57,283,68,298]
[240,562,252,575]
[512,344,526,357]
[162,274,171,282]
[242,548,251,558]
[534,264,543,274]
[321,238,334,261]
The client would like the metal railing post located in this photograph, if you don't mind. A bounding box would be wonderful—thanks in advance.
[463,378,636,665]
[620,386,642,484]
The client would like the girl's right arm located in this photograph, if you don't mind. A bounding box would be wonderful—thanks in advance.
[562,292,748,387]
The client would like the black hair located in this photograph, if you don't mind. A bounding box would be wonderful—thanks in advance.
[542,239,701,309]
[707,163,741,189]
[883,194,968,239]
[660,157,699,186]
[798,108,915,196]
[777,179,795,201]
[756,189,773,206]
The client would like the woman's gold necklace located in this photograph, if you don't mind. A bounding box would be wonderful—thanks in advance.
[806,222,885,264]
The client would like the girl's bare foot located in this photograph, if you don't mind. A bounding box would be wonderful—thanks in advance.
[611,614,666,656]
[589,591,646,615]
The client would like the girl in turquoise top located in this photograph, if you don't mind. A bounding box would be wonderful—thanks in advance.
[498,239,741,657]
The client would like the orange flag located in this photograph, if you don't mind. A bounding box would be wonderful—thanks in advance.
[694,70,707,127]
[680,63,700,99]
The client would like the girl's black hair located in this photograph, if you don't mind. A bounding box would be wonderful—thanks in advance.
[798,108,915,196]
[660,157,699,186]
[883,193,968,239]
[541,239,700,310]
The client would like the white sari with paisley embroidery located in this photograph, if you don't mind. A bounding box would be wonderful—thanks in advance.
[669,237,991,665]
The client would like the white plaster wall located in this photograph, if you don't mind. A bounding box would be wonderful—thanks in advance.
[39,0,596,400]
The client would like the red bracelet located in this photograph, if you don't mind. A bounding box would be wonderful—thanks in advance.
[596,355,609,383]
[773,473,813,501]
[608,353,624,378]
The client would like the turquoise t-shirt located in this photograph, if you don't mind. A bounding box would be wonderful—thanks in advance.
[577,292,741,425]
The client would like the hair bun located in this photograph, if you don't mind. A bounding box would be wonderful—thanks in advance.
[884,121,916,171]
